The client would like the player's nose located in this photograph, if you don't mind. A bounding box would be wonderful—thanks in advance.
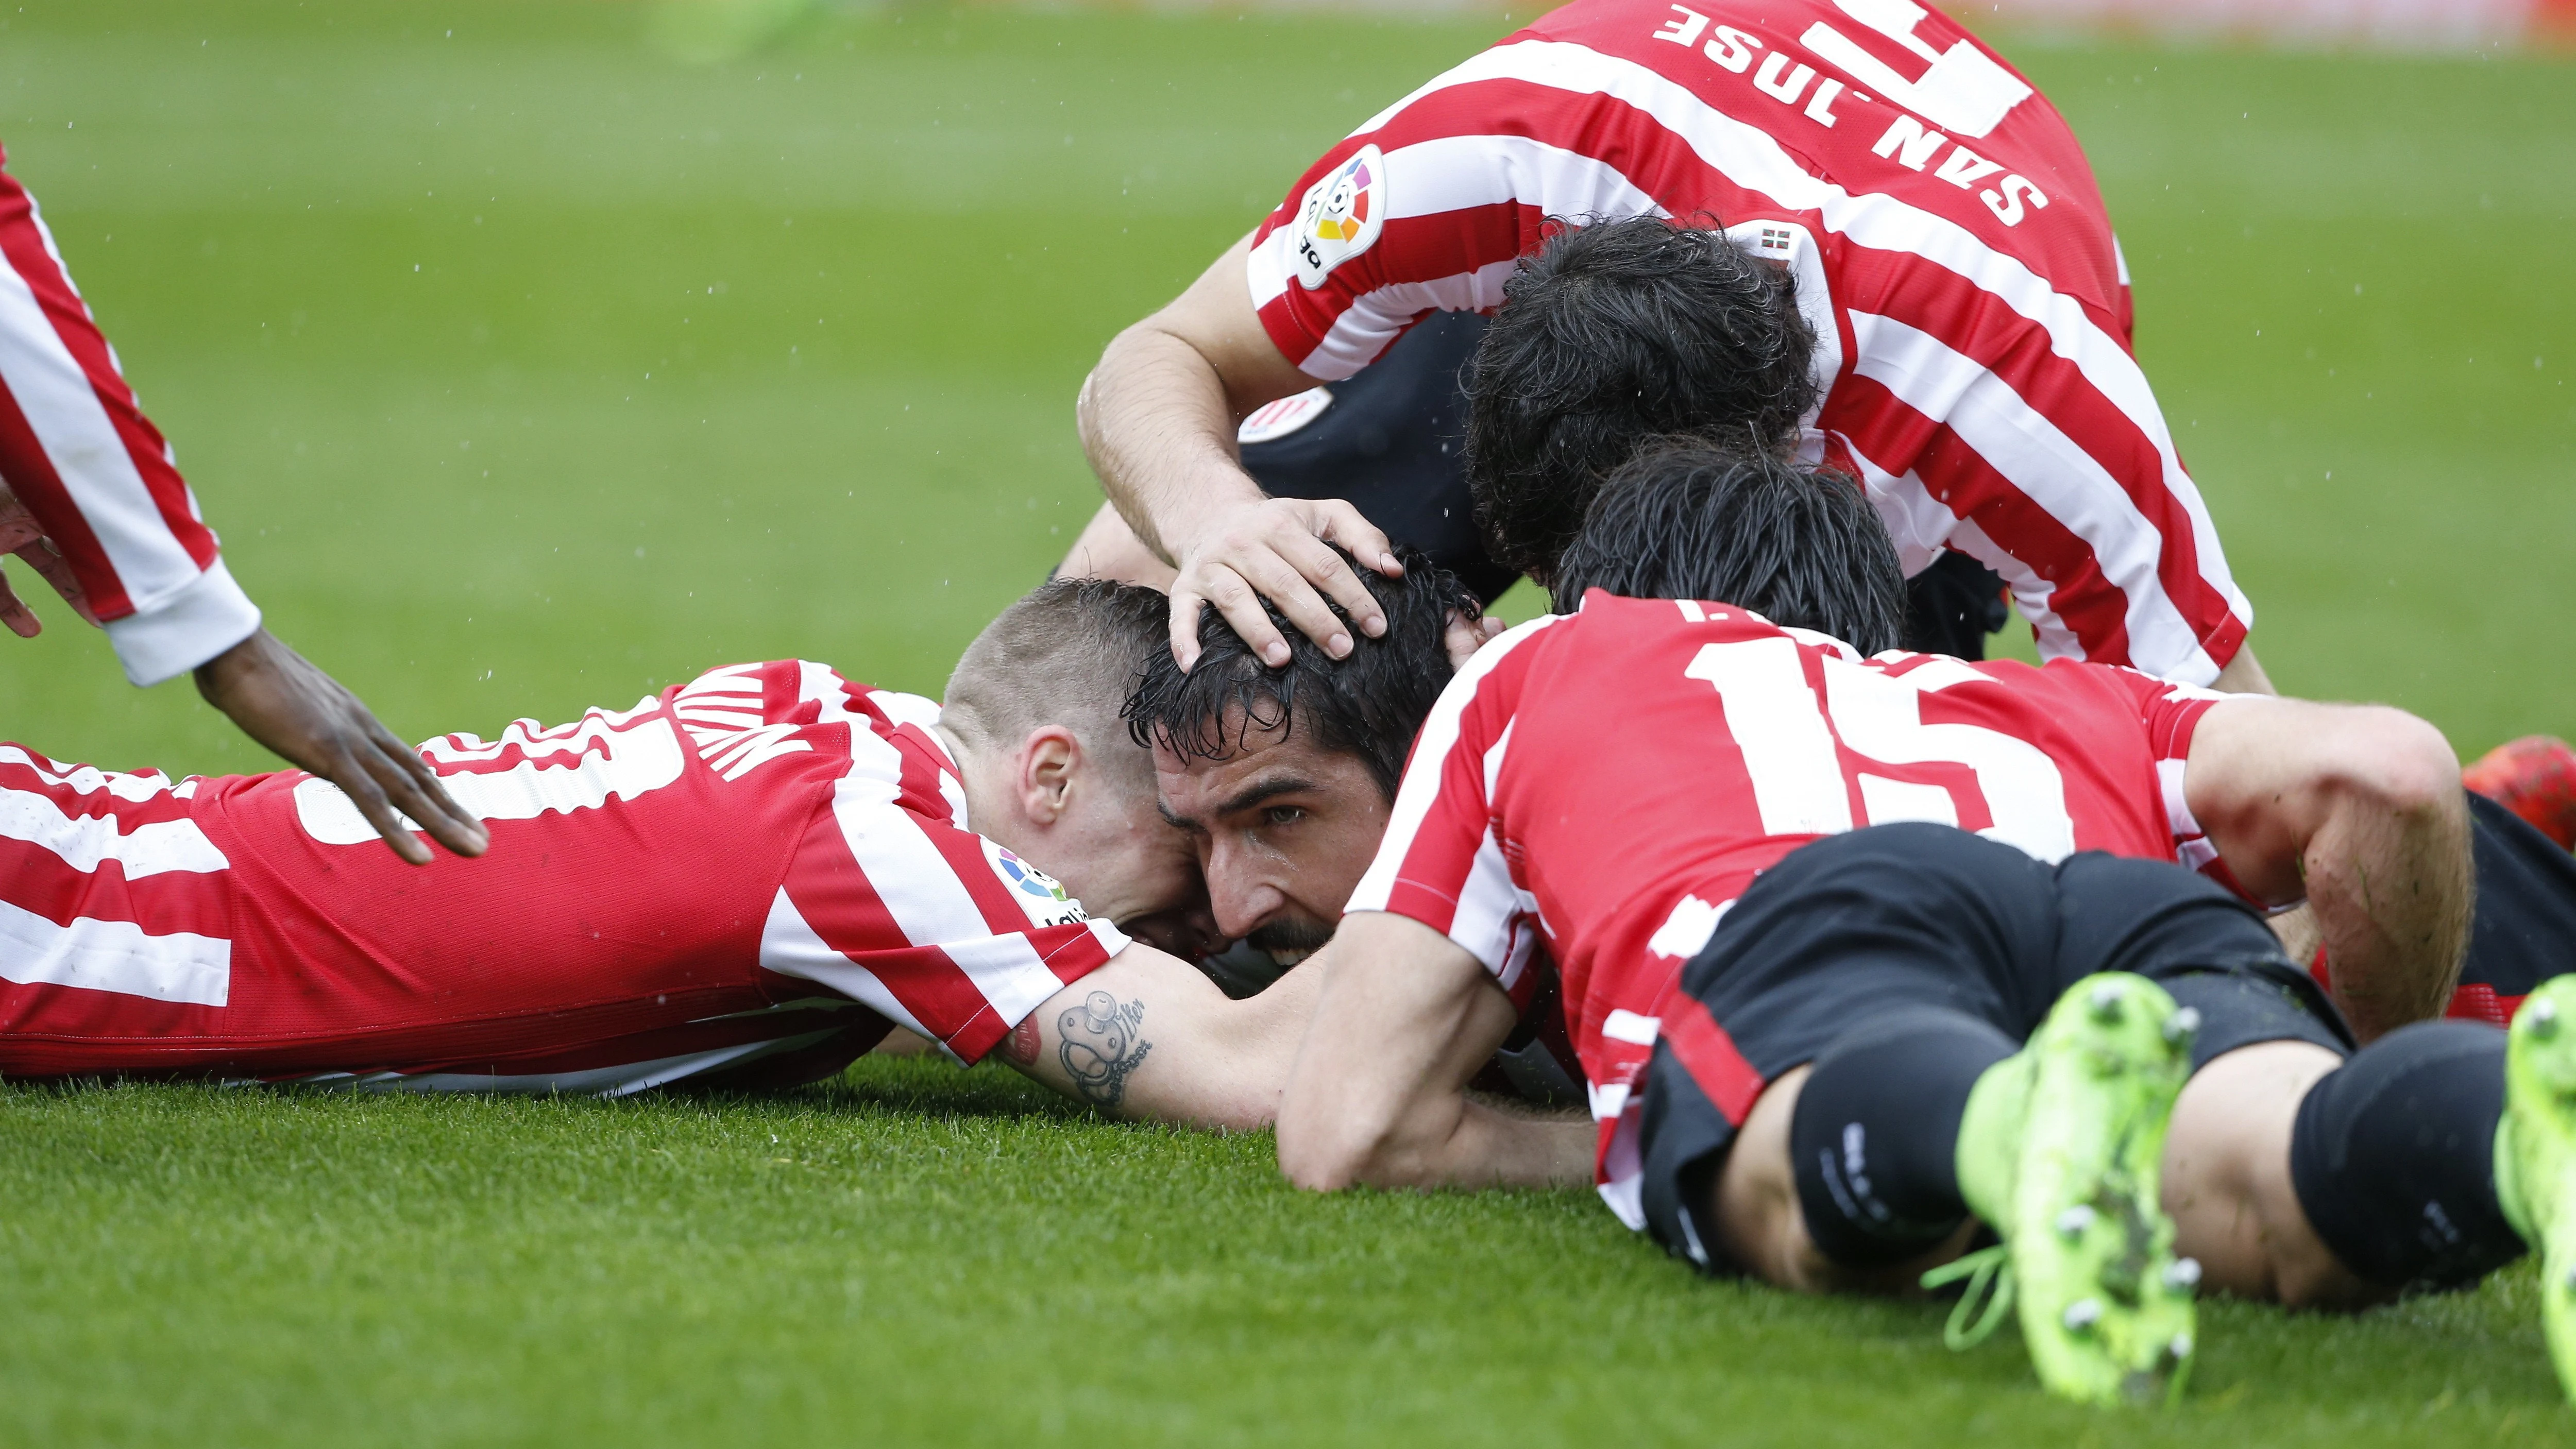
[1207,868,1285,943]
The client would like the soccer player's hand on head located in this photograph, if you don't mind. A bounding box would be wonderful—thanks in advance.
[0,480,96,638]
[194,629,490,865]
[1167,496,1400,672]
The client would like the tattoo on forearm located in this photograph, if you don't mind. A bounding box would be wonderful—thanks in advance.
[1057,992,1152,1107]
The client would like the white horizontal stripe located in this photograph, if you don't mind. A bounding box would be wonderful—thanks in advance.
[1302,260,1523,379]
[0,894,229,1005]
[419,697,659,763]
[0,785,228,877]
[756,888,943,1046]
[1846,310,2214,681]
[0,196,205,610]
[296,714,688,846]
[0,744,182,803]
[1389,132,1664,227]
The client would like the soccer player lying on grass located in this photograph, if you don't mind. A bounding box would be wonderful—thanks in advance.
[1472,215,2576,1025]
[0,578,1315,1128]
[1255,442,2576,1404]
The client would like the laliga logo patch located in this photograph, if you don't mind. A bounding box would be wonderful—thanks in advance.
[988,842,1089,928]
[1292,144,1386,291]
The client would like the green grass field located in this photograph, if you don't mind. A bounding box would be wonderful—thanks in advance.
[2,2,2573,1443]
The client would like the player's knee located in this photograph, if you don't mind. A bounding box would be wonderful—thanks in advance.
[1708,1068,1840,1289]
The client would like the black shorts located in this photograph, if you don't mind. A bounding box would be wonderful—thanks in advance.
[1634,823,2351,1264]
[2464,790,2576,1002]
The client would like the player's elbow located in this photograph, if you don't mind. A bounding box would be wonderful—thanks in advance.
[1277,1073,1431,1191]
[2316,707,2461,826]
[1276,1101,1389,1192]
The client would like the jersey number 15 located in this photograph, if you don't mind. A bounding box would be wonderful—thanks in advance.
[1685,635,2076,862]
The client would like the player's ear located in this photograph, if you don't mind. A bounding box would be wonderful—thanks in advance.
[1015,724,1084,825]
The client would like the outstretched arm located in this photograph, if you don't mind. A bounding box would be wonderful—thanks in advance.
[1277,912,1594,1191]
[1073,229,1399,672]
[2185,697,2470,1041]
[0,155,488,867]
[997,942,1322,1131]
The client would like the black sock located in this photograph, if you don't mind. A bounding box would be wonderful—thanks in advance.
[1790,1008,2017,1268]
[2289,1020,2523,1291]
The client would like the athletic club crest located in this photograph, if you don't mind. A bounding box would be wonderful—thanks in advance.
[1291,144,1386,291]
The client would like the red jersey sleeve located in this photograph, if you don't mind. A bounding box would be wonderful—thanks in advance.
[742,663,1130,1065]
[1346,615,1563,995]
[1244,32,1650,381]
[2093,665,2250,898]
[764,804,1127,1066]
[0,152,259,684]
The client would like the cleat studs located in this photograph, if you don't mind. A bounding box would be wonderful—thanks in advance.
[2089,984,2126,1022]
[2163,1007,2201,1045]
[2056,1206,2097,1239]
[2169,1332,2194,1361]
[2164,1257,2202,1291]
[2063,1299,2104,1332]
[2533,998,2561,1039]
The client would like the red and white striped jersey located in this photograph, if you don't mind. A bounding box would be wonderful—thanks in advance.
[0,660,1128,1089]
[0,149,259,685]
[1346,593,2231,1221]
[1247,0,2250,685]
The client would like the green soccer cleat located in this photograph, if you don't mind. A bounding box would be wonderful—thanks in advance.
[1943,973,2200,1407]
[2499,976,2576,1402]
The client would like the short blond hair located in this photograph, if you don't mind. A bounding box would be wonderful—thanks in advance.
[943,577,1167,792]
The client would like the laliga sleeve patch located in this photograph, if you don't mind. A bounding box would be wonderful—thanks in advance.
[982,840,1091,929]
[1291,144,1387,291]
